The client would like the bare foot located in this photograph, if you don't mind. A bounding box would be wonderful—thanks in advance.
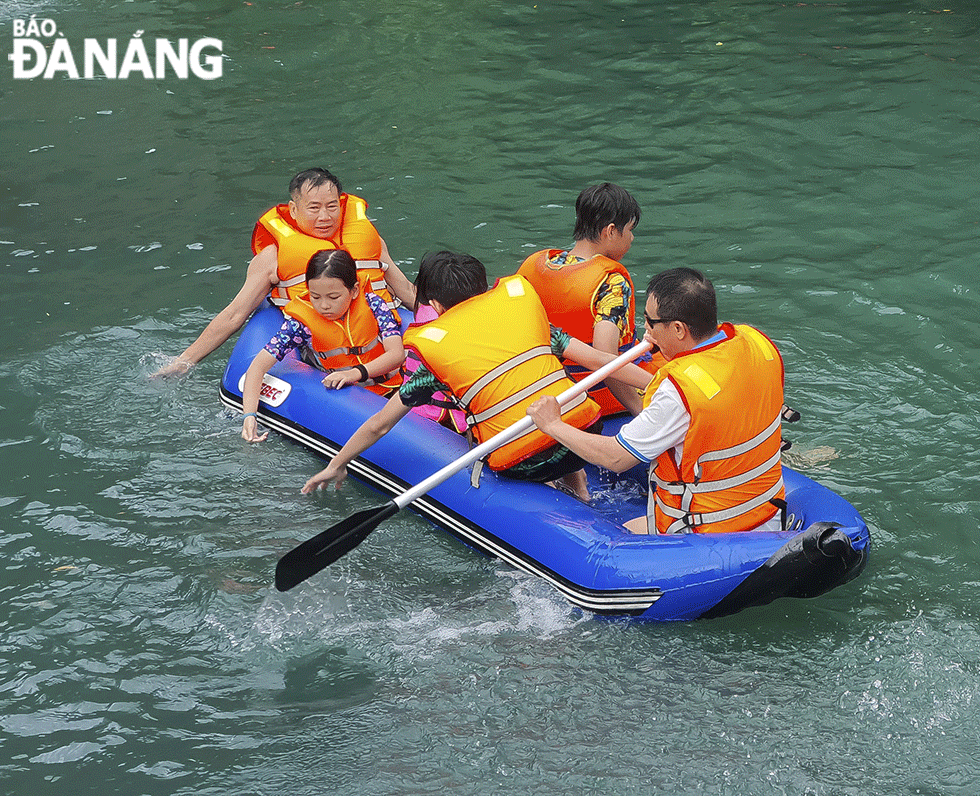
[624,516,650,534]
[559,469,590,502]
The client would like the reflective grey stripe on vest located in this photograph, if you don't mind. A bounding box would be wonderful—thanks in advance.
[271,273,306,305]
[694,413,782,470]
[355,260,402,310]
[654,412,781,496]
[654,476,785,535]
[654,448,782,499]
[469,371,584,426]
[459,345,552,407]
[313,335,382,361]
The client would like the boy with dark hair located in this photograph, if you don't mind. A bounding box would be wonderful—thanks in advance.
[517,183,664,416]
[571,182,642,241]
[412,250,489,310]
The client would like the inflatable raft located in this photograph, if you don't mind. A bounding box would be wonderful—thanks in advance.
[220,303,870,621]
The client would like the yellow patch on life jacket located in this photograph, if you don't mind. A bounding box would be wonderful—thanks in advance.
[415,326,447,343]
[505,278,526,297]
[350,198,368,220]
[683,362,721,400]
[269,216,295,237]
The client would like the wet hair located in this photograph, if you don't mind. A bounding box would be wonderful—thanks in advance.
[572,183,641,241]
[414,251,488,311]
[646,267,717,340]
[289,167,342,199]
[306,249,358,290]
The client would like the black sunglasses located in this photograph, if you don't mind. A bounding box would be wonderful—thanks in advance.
[644,313,682,326]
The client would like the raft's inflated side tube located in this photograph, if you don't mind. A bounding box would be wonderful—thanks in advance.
[700,521,870,619]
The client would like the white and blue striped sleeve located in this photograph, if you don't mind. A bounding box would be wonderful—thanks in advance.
[615,380,690,465]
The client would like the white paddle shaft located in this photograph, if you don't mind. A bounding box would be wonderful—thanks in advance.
[394,339,653,509]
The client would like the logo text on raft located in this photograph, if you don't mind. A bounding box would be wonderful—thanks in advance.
[260,383,285,402]
[237,372,291,407]
[9,17,223,80]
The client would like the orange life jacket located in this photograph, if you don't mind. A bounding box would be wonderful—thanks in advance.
[517,250,663,415]
[283,285,402,396]
[251,193,399,320]
[403,275,601,471]
[644,323,785,534]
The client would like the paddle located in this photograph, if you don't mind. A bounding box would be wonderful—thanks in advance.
[274,339,654,591]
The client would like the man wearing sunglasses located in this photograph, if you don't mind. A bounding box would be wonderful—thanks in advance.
[527,267,786,535]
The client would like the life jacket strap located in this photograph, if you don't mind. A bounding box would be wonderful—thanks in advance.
[460,345,552,406]
[469,370,572,425]
[770,497,788,530]
[355,259,402,310]
[656,476,785,534]
[270,274,307,305]
[654,446,782,499]
[470,458,485,489]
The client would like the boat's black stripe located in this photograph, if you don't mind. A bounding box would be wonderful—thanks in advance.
[220,387,663,614]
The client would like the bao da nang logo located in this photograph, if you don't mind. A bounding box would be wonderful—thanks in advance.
[9,16,223,80]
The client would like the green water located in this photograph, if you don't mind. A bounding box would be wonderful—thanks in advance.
[2,1,978,794]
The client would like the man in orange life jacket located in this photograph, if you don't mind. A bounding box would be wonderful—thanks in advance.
[517,183,665,416]
[527,267,786,535]
[301,251,653,500]
[153,167,415,376]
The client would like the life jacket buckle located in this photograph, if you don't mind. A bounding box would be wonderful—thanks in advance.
[770,497,789,530]
[470,458,485,489]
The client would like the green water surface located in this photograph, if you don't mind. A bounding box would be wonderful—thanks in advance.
[2,2,979,794]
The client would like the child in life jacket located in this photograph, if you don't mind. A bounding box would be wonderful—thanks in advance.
[241,249,405,443]
[517,183,665,416]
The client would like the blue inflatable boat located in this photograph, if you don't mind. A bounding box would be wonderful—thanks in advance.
[220,304,869,621]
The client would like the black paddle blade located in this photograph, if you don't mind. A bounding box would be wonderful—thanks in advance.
[274,501,400,592]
